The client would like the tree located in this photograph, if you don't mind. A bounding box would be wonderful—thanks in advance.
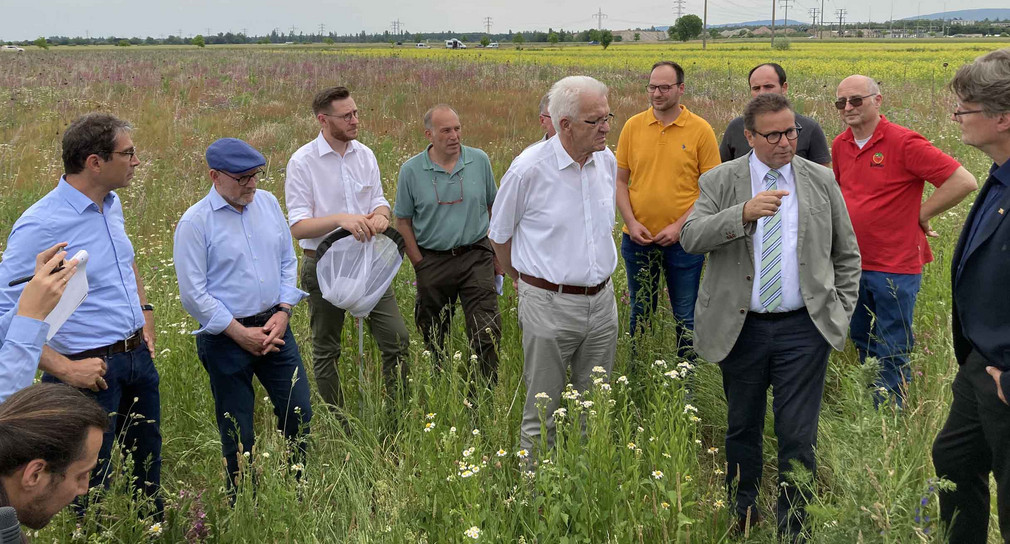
[548,32,559,45]
[323,37,335,44]
[192,34,205,48]
[634,32,641,41]
[117,39,131,47]
[668,14,704,41]
[33,37,49,50]
[512,33,524,47]
[709,28,720,39]
[480,36,490,47]
[600,30,613,49]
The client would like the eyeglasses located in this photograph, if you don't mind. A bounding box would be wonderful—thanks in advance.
[583,113,614,128]
[433,171,463,205]
[321,110,359,123]
[112,148,138,159]
[952,108,985,119]
[834,94,877,110]
[646,83,682,93]
[752,126,801,144]
[218,169,264,186]
[540,113,551,118]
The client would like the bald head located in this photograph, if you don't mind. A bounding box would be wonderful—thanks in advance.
[838,75,880,97]
[423,104,459,130]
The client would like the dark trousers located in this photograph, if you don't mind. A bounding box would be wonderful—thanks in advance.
[620,234,704,358]
[196,325,312,494]
[932,351,1010,544]
[414,241,501,383]
[719,309,831,538]
[42,342,163,516]
[301,254,409,406]
[849,271,921,406]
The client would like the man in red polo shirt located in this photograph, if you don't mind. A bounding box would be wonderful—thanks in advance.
[832,74,978,407]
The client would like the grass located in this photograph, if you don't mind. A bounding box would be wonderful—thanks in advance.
[1,41,1006,542]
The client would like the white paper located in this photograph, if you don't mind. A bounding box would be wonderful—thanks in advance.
[44,249,89,340]
[495,274,504,296]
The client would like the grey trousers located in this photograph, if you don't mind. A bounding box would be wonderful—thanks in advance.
[300,254,410,407]
[517,279,618,452]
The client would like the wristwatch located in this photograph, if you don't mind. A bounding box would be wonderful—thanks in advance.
[141,304,155,312]
[276,306,292,317]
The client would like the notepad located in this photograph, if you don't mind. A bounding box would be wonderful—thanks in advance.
[44,249,89,340]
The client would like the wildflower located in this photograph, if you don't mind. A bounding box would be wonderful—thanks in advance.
[683,404,698,414]
[553,407,567,420]
[463,447,475,458]
[637,426,645,433]
[591,365,606,374]
[261,452,270,459]
[662,452,671,459]
[453,351,463,361]
[714,499,726,509]
[664,369,680,379]
[464,526,481,539]
[714,468,725,476]
[661,502,670,509]
[148,522,163,536]
[460,470,474,478]
[689,415,702,423]
[654,359,667,368]
[581,400,594,409]
[516,449,529,459]
[652,470,664,480]
[470,354,478,361]
[707,447,719,455]
[422,350,432,358]
[601,383,611,391]
[593,377,604,386]
[616,375,629,385]
[627,442,637,450]
[449,426,457,435]
[684,474,693,482]
[472,428,480,436]
[424,422,436,432]
[534,391,550,401]
[426,412,436,420]
[677,361,694,371]
[290,463,304,472]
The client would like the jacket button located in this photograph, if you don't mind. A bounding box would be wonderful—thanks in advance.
[746,275,752,281]
[739,308,746,314]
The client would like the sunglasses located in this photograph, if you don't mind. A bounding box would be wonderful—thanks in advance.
[834,94,877,110]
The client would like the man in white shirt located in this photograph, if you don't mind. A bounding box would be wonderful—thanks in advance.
[490,75,619,453]
[285,86,410,408]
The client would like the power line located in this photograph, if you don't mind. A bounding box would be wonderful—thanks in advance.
[592,8,608,30]
[390,20,402,35]
[483,17,493,34]
[835,8,847,35]
[779,0,794,27]
[673,0,687,20]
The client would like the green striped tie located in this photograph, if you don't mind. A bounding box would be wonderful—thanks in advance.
[759,169,783,311]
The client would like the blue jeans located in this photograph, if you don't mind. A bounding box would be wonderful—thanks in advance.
[43,341,163,516]
[196,325,312,494]
[621,234,705,357]
[849,271,921,407]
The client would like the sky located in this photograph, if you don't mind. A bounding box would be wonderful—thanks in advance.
[0,0,1001,41]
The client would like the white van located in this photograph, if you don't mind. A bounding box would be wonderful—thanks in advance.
[487,42,499,48]
[416,43,429,48]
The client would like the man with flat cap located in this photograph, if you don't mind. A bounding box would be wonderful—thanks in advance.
[174,138,312,497]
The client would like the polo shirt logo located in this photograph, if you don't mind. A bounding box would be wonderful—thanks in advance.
[870,152,885,168]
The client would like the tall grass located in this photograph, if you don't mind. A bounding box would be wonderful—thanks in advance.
[0,43,1001,542]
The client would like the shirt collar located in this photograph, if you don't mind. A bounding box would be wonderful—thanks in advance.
[748,152,793,183]
[208,186,241,212]
[840,115,889,146]
[315,132,357,158]
[550,136,578,171]
[989,160,1010,188]
[57,177,112,215]
[648,105,690,127]
[421,144,472,174]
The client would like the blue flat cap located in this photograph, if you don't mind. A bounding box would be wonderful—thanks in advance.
[206,138,266,173]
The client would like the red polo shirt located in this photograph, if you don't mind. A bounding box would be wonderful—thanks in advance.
[832,116,960,274]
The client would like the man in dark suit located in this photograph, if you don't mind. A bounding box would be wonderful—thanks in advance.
[932,47,1010,544]
[681,93,860,542]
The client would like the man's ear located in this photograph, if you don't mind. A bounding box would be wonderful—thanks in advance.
[995,111,1010,133]
[744,129,756,149]
[84,153,104,174]
[19,459,49,490]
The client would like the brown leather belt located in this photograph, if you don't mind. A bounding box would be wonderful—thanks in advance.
[303,248,317,258]
[236,306,282,327]
[520,273,610,296]
[420,238,490,257]
[68,329,144,360]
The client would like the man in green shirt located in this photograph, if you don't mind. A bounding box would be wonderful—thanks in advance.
[394,104,502,387]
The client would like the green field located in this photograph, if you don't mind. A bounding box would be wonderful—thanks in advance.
[1,41,1007,542]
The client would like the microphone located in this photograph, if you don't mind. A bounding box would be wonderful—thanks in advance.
[0,506,21,544]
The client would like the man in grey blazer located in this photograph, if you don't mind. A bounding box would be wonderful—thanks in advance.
[681,93,860,541]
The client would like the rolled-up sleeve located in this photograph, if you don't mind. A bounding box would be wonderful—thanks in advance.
[367,157,391,212]
[173,219,234,335]
[284,158,314,227]
[488,169,524,244]
[0,313,49,403]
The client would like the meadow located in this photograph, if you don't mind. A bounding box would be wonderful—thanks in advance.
[0,40,1007,542]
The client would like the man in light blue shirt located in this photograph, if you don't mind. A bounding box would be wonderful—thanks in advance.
[0,244,79,403]
[0,113,162,516]
[174,138,311,498]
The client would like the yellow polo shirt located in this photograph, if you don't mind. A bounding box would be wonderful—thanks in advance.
[615,105,721,236]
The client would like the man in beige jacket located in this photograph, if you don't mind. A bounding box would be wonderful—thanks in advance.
[681,93,860,542]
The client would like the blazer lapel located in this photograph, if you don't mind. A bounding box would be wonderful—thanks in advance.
[961,183,1010,273]
[952,181,989,284]
[793,158,809,258]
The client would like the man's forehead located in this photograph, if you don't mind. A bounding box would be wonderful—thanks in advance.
[114,132,134,148]
[431,109,460,128]
[649,66,677,81]
[330,97,356,111]
[754,109,795,129]
[837,77,870,96]
[749,67,779,86]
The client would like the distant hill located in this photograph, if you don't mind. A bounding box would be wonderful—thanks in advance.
[904,8,1010,20]
[708,19,808,28]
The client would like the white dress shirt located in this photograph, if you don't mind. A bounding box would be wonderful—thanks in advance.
[284,133,390,250]
[489,137,618,286]
[749,153,803,312]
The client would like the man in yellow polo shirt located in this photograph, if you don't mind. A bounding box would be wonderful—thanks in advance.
[616,60,721,358]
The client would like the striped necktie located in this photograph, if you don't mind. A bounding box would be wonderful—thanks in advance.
[759,169,783,312]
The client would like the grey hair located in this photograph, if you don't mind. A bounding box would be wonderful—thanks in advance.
[538,93,551,116]
[547,76,608,135]
[423,104,458,130]
[743,93,793,133]
[950,48,1010,115]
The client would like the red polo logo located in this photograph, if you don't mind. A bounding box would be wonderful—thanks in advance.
[872,152,884,165]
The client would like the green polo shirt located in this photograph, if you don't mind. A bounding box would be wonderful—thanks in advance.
[394,145,497,251]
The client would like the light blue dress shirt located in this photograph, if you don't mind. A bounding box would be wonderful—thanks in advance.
[174,188,306,335]
[0,309,49,403]
[0,178,145,354]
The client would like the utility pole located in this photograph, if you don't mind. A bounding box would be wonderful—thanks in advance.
[810,7,820,29]
[770,0,776,46]
[318,24,325,37]
[592,8,608,30]
[820,0,825,38]
[779,0,793,34]
[702,0,709,49]
[835,8,846,37]
[673,0,687,20]
[483,16,493,34]
[390,20,402,35]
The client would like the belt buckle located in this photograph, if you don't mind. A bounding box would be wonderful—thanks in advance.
[450,246,462,256]
[118,337,129,353]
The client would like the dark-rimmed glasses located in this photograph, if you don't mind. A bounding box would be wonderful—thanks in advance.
[952,108,985,119]
[583,113,614,127]
[218,169,264,186]
[322,110,359,123]
[646,83,682,93]
[433,171,463,205]
[834,94,877,110]
[752,126,801,144]
[112,148,138,159]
